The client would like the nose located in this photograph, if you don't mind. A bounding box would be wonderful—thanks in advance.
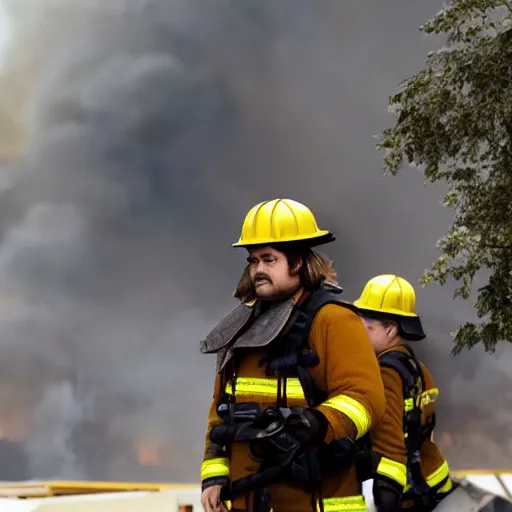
[253,260,265,273]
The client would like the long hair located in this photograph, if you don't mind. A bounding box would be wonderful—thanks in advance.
[233,246,338,303]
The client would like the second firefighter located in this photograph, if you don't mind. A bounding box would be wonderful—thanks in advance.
[351,274,454,512]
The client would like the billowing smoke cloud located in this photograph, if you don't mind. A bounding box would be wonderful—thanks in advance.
[0,0,510,481]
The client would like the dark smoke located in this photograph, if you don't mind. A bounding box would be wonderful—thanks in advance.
[0,0,509,482]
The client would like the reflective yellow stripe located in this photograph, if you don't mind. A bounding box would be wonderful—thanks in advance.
[319,495,367,512]
[426,460,450,488]
[377,457,407,487]
[321,395,371,439]
[225,377,306,400]
[437,478,453,494]
[380,458,451,493]
[402,460,451,493]
[419,388,439,408]
[406,388,439,411]
[201,458,230,481]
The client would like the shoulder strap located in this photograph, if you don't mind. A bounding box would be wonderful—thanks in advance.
[281,285,355,408]
[378,347,425,399]
[379,348,433,499]
[286,284,354,351]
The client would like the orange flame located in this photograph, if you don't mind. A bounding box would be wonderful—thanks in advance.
[0,407,31,441]
[0,425,9,440]
[136,441,161,466]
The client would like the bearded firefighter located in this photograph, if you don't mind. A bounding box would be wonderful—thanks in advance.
[351,274,454,512]
[199,199,385,512]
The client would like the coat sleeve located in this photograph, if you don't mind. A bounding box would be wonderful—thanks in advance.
[372,366,409,486]
[377,367,407,462]
[201,371,230,490]
[309,304,386,443]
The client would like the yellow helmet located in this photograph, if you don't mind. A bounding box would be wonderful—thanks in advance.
[232,198,334,248]
[354,274,418,317]
[353,274,426,341]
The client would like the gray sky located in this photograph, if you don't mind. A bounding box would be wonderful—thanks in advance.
[0,3,8,60]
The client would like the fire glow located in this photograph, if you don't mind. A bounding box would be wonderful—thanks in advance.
[136,441,161,467]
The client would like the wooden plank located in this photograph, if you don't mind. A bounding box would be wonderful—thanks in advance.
[0,481,199,498]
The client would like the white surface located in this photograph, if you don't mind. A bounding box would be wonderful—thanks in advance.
[362,479,377,512]
[0,488,203,512]
[0,491,177,512]
[500,473,512,497]
[0,475,510,511]
[464,474,511,500]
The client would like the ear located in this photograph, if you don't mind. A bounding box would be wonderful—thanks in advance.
[385,323,398,339]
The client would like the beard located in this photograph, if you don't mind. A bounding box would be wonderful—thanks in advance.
[253,279,300,302]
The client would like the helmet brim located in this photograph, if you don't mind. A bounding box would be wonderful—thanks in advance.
[232,232,336,249]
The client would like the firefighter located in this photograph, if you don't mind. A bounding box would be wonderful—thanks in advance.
[200,199,385,512]
[351,274,454,512]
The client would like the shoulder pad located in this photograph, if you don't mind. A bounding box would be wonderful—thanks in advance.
[200,301,253,354]
[323,282,344,294]
[379,349,423,391]
[302,285,356,318]
[284,286,355,349]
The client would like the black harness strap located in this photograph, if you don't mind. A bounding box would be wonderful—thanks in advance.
[266,284,353,406]
[378,346,437,507]
[220,285,361,506]
[218,284,377,512]
[271,285,352,512]
[262,285,366,508]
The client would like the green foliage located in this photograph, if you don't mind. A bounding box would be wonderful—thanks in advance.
[378,0,512,354]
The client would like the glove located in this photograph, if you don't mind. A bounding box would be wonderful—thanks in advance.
[210,421,270,446]
[248,408,328,464]
[373,478,402,512]
[284,407,328,446]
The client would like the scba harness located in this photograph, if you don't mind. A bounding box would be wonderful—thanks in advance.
[376,346,445,511]
[210,284,371,510]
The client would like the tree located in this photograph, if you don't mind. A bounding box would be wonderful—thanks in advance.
[378,0,512,354]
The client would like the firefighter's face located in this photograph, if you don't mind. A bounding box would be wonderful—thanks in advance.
[247,246,301,301]
[360,317,398,353]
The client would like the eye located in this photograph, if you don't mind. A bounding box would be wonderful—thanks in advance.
[247,257,258,264]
